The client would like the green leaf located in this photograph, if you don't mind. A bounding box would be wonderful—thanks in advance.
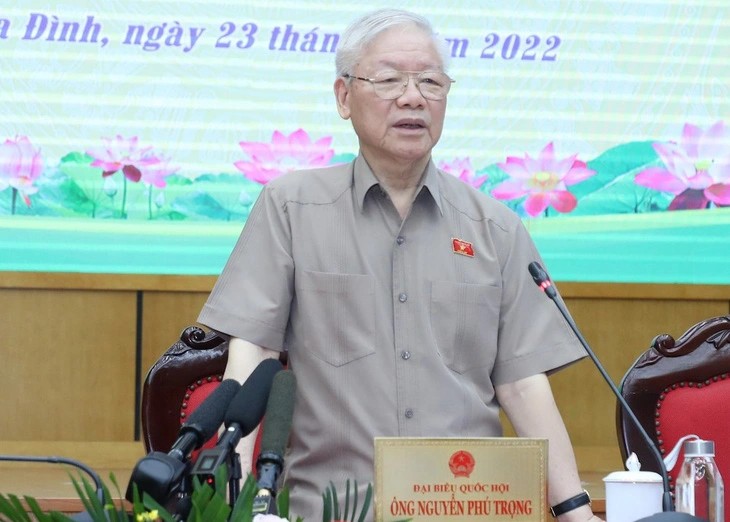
[568,141,673,215]
[171,191,248,221]
[349,480,358,522]
[131,481,145,518]
[111,478,126,520]
[322,488,332,522]
[199,493,230,522]
[572,141,659,199]
[56,152,110,216]
[343,479,350,520]
[213,465,229,499]
[190,481,215,507]
[141,492,176,522]
[356,484,372,522]
[0,493,32,521]
[189,501,203,522]
[142,174,194,221]
[49,513,77,522]
[276,487,291,520]
[330,482,340,521]
[24,496,56,521]
[69,476,99,518]
[230,474,257,522]
[169,173,260,221]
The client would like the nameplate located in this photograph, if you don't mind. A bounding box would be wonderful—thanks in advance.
[374,437,547,521]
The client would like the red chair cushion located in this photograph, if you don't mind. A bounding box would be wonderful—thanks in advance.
[181,378,263,474]
[180,379,222,460]
[656,376,730,516]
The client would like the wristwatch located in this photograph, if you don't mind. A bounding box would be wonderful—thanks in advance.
[550,490,591,517]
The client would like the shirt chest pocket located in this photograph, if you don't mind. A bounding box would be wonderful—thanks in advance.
[430,280,501,374]
[295,270,376,367]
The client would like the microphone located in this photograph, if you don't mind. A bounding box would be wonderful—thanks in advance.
[253,369,297,515]
[0,454,131,521]
[170,378,243,460]
[527,261,702,522]
[125,378,241,509]
[190,358,284,502]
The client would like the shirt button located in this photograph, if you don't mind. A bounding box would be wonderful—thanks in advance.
[396,236,405,245]
[401,350,411,360]
[398,293,407,303]
[405,408,414,419]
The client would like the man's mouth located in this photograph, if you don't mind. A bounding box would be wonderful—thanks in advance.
[394,119,426,129]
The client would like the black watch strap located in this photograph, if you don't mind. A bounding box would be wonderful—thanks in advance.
[550,490,591,517]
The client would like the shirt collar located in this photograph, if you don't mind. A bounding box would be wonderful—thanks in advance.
[353,154,444,215]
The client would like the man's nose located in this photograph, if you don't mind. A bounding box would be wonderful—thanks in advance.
[397,76,425,104]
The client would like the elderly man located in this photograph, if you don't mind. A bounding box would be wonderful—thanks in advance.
[199,8,600,522]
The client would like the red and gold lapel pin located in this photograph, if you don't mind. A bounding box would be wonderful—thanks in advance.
[451,238,474,257]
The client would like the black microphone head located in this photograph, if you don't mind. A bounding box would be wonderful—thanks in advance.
[260,369,297,457]
[181,378,241,446]
[224,358,284,436]
[528,261,547,284]
[528,261,557,297]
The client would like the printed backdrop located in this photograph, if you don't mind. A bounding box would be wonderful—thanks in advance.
[1,1,729,283]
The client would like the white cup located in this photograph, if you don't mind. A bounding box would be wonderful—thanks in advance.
[603,470,663,522]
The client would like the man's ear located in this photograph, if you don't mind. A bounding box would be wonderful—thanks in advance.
[334,77,351,120]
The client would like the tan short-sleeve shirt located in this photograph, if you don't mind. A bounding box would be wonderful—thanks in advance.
[198,155,585,521]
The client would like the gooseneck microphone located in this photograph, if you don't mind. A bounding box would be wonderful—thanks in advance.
[527,261,702,522]
[126,378,241,511]
[0,454,104,503]
[190,358,284,505]
[253,369,297,515]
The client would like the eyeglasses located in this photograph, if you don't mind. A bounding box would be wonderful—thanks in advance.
[343,70,454,101]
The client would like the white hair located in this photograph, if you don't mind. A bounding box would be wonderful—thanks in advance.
[335,9,451,77]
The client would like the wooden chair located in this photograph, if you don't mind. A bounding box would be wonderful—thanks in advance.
[141,325,229,456]
[617,315,730,513]
[141,325,286,471]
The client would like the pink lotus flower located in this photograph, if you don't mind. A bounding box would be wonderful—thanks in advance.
[86,135,160,182]
[235,129,335,184]
[438,157,487,189]
[140,156,179,188]
[0,135,44,207]
[491,142,596,217]
[634,121,730,210]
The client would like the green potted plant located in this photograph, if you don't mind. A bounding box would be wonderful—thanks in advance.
[0,469,397,522]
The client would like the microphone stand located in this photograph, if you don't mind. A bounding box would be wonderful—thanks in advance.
[0,454,105,504]
[228,449,242,507]
[527,262,702,522]
[188,428,244,509]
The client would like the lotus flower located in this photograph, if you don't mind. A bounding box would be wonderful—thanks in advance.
[87,135,177,218]
[140,156,179,188]
[438,157,487,189]
[86,135,160,182]
[491,142,596,216]
[0,135,44,208]
[235,129,335,184]
[634,121,730,210]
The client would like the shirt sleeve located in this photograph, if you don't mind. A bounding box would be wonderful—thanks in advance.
[490,218,586,385]
[197,183,293,352]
